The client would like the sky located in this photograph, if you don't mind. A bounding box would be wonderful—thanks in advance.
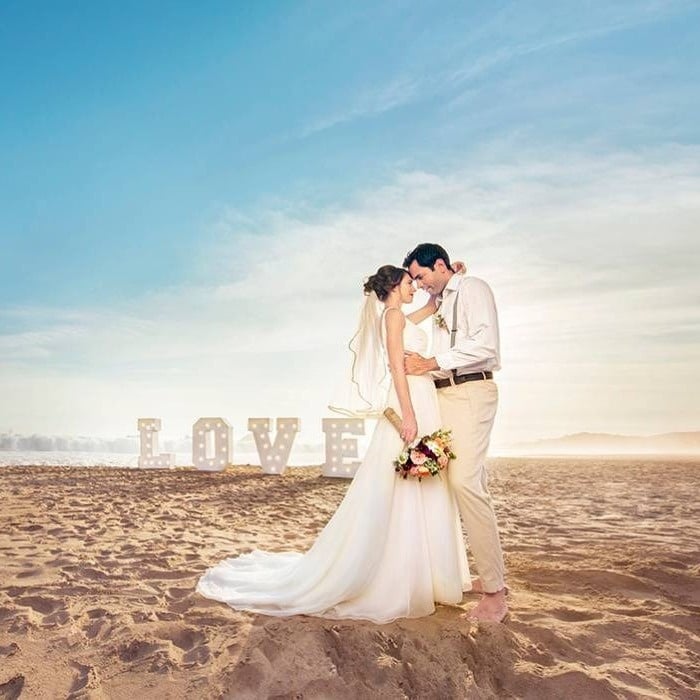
[1,0,699,451]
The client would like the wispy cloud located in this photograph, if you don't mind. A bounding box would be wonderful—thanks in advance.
[300,76,421,137]
[300,0,695,137]
[2,144,698,443]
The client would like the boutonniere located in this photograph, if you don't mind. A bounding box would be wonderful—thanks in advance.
[433,313,449,332]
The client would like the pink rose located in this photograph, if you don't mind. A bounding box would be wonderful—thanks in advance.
[409,466,420,477]
[438,454,448,468]
[410,449,427,465]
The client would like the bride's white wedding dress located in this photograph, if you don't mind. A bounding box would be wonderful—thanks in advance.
[197,318,470,623]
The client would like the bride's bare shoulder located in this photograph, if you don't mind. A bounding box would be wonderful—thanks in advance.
[383,307,406,331]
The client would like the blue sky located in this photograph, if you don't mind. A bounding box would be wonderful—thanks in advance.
[1,1,699,449]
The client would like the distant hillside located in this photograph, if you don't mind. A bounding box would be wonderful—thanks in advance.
[512,431,700,455]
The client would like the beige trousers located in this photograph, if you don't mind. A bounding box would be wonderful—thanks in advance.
[437,379,505,592]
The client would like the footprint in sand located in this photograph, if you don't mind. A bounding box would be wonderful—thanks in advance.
[173,628,211,665]
[547,607,604,623]
[16,568,45,580]
[84,617,113,640]
[0,675,25,700]
[67,663,101,700]
[76,567,112,581]
[166,586,191,601]
[0,642,20,657]
[152,625,212,665]
[16,595,63,616]
[183,645,211,665]
[118,638,165,663]
[154,610,181,623]
[83,607,121,634]
[140,568,192,580]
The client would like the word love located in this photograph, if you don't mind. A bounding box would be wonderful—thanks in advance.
[137,416,366,478]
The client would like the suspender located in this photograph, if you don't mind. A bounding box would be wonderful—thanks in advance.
[448,290,460,382]
[450,290,459,349]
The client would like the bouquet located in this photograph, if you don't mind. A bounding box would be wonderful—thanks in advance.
[383,408,456,480]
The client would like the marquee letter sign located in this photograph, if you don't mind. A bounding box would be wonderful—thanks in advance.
[248,417,300,474]
[192,417,232,471]
[321,418,365,478]
[137,418,175,468]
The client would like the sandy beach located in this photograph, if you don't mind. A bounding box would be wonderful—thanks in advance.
[1,458,698,699]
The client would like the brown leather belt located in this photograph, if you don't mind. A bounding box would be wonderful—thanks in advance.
[434,371,493,389]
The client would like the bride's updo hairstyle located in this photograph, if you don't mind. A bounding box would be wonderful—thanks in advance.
[363,265,406,301]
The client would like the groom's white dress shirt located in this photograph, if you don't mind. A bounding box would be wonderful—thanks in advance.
[432,274,501,381]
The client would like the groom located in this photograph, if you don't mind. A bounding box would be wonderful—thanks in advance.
[403,243,508,623]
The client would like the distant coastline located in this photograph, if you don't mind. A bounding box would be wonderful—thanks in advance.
[511,431,700,456]
[1,430,698,467]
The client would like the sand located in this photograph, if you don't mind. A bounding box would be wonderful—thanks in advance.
[1,458,698,699]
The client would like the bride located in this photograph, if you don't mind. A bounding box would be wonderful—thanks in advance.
[196,265,470,623]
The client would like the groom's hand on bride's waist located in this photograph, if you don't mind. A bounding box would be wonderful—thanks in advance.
[404,352,439,375]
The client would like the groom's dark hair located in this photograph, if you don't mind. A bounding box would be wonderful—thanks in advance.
[403,243,451,270]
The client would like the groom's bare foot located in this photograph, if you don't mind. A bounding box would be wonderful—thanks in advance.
[464,589,508,623]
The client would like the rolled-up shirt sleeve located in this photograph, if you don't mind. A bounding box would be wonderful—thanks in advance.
[434,277,500,372]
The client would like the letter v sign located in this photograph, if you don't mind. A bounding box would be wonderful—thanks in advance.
[247,417,300,474]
